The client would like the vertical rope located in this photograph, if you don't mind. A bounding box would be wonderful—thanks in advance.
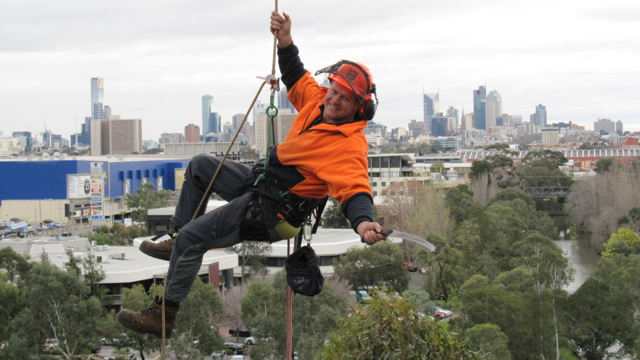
[285,236,293,360]
[161,275,167,360]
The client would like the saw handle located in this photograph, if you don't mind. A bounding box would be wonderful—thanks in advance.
[360,229,393,243]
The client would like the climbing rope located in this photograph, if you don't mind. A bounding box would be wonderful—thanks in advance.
[159,0,282,357]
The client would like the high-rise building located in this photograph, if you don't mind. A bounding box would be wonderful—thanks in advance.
[210,112,221,134]
[511,115,523,127]
[278,89,296,114]
[159,133,185,145]
[485,90,503,129]
[541,128,560,145]
[430,113,448,137]
[254,108,295,156]
[594,118,615,134]
[531,104,547,127]
[91,119,142,155]
[253,100,266,123]
[408,119,425,138]
[473,86,487,130]
[91,77,105,120]
[81,117,92,145]
[202,95,213,135]
[184,124,201,143]
[12,131,32,150]
[460,109,473,131]
[232,113,245,131]
[616,120,624,133]
[43,130,52,148]
[423,93,439,135]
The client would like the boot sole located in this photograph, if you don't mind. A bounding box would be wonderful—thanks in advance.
[139,245,172,261]
[116,310,172,338]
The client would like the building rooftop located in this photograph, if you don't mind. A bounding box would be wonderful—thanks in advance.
[0,235,238,284]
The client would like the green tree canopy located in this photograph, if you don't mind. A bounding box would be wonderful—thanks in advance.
[465,323,512,360]
[317,291,475,359]
[603,227,640,256]
[0,247,31,284]
[8,257,103,358]
[594,157,616,174]
[241,272,350,359]
[125,182,173,224]
[321,197,350,229]
[333,241,410,293]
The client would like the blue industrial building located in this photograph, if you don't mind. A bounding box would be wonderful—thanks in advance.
[0,157,191,205]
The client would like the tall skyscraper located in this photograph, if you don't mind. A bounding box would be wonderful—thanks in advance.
[473,86,487,130]
[254,109,295,156]
[485,90,503,129]
[81,117,92,145]
[208,112,221,134]
[91,78,105,120]
[531,104,547,127]
[202,95,213,135]
[232,113,245,131]
[184,124,201,143]
[91,119,142,155]
[423,93,440,135]
[253,100,266,123]
[277,89,296,114]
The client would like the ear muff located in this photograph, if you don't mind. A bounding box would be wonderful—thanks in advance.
[360,85,378,121]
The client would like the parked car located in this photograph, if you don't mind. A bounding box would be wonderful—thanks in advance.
[228,328,251,338]
[404,262,418,272]
[434,307,453,319]
[355,289,372,303]
[17,226,36,238]
[244,336,256,345]
[43,338,59,353]
[223,341,247,354]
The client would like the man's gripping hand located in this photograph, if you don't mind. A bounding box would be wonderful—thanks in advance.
[270,11,293,48]
[357,221,385,245]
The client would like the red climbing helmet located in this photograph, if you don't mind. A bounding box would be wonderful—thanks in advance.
[316,60,374,102]
[315,60,379,120]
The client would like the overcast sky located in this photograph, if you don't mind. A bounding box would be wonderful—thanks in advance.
[1,0,639,141]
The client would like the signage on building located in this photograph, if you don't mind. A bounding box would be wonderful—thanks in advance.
[174,168,186,191]
[67,174,92,199]
[90,162,104,221]
[156,176,163,191]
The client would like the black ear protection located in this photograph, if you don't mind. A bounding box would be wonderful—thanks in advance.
[315,60,379,121]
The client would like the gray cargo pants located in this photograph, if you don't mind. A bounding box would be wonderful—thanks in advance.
[165,154,281,304]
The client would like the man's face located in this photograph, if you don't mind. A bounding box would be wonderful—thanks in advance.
[323,81,359,125]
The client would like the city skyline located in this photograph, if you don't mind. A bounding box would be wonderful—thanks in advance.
[1,0,639,140]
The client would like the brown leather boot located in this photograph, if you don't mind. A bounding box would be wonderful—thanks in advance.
[140,234,175,261]
[117,296,179,338]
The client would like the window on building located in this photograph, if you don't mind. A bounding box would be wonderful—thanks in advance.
[372,182,377,186]
[373,191,378,196]
[382,182,387,187]
[371,157,380,167]
[266,257,286,267]
[381,157,389,168]
[390,157,400,167]
[319,256,338,266]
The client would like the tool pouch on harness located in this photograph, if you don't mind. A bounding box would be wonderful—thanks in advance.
[285,245,324,296]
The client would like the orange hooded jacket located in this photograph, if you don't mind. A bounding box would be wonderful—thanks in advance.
[268,44,374,230]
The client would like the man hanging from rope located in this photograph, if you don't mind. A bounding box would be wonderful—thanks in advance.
[116,10,386,337]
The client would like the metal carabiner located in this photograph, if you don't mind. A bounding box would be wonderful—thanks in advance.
[302,218,313,246]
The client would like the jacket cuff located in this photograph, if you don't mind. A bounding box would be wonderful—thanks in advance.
[341,192,374,233]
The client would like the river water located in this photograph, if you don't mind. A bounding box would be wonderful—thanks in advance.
[554,239,600,294]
